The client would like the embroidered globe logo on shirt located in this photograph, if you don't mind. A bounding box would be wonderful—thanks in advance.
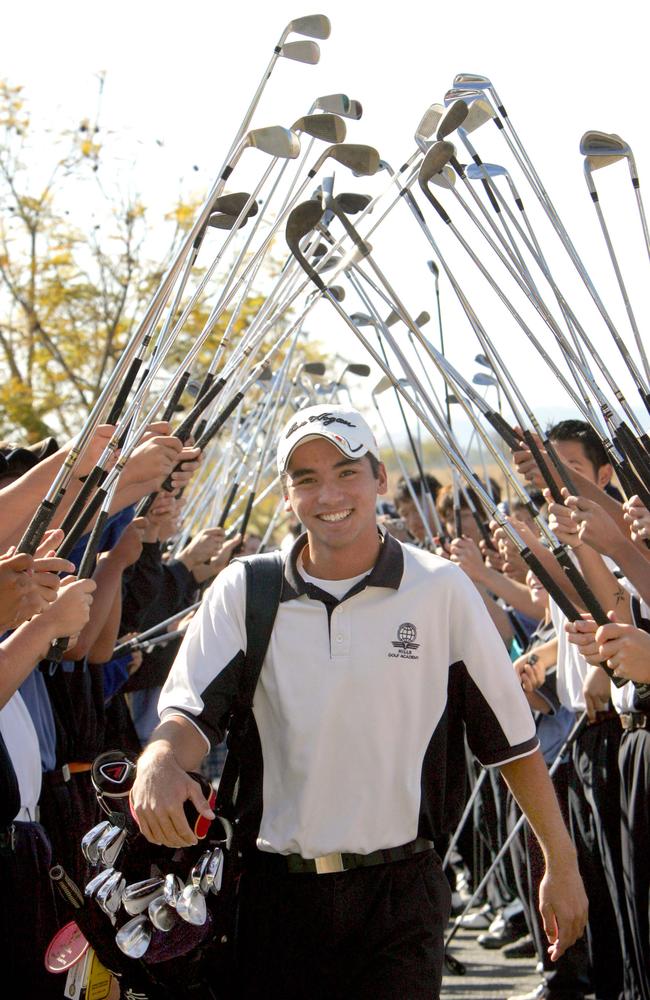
[389,622,420,660]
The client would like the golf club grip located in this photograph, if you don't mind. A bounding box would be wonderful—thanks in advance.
[616,422,650,495]
[484,410,521,452]
[16,499,58,555]
[192,418,208,442]
[105,356,143,426]
[522,430,563,504]
[480,176,500,214]
[161,370,191,424]
[520,548,581,622]
[58,488,107,561]
[112,638,136,659]
[58,465,106,539]
[195,392,244,450]
[174,376,226,443]
[454,507,462,539]
[47,509,110,663]
[238,491,256,540]
[553,547,608,624]
[552,547,628,689]
[542,438,578,497]
[49,865,84,909]
[194,370,215,404]
[642,391,650,419]
[218,481,239,527]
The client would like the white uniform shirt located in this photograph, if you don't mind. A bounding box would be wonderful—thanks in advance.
[0,692,41,821]
[160,534,538,857]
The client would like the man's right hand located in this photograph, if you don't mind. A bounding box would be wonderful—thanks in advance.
[130,742,215,848]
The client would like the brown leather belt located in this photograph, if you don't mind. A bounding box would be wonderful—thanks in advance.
[42,762,92,787]
[620,712,648,732]
[253,837,435,876]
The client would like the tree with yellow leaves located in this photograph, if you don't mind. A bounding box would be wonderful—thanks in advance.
[0,79,270,443]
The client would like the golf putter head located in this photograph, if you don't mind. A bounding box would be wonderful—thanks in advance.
[81,820,112,864]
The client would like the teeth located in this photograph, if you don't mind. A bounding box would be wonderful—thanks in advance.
[319,510,351,522]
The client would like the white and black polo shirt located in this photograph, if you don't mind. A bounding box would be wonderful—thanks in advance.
[159,532,538,858]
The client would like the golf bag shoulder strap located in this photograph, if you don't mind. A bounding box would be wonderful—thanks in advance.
[214,551,284,814]
[238,551,285,711]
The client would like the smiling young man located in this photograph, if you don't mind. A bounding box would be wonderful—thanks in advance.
[131,403,587,1000]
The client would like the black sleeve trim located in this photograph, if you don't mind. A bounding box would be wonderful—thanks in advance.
[479,735,540,768]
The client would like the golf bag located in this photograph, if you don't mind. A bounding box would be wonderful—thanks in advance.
[64,552,284,999]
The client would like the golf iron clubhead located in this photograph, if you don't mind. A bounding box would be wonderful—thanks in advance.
[116,914,152,959]
[176,884,208,926]
[85,866,116,900]
[96,824,128,867]
[96,870,126,916]
[81,820,111,864]
[148,895,179,933]
[122,877,166,916]
[163,873,184,908]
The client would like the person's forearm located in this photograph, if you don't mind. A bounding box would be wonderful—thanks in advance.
[482,567,540,619]
[88,585,122,664]
[0,618,58,707]
[574,546,633,623]
[475,583,514,647]
[144,716,208,772]
[499,750,576,864]
[66,557,123,661]
[608,537,650,605]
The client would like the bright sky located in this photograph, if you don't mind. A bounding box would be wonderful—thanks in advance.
[3,0,649,462]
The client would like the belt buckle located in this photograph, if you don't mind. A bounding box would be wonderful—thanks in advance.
[314,852,345,875]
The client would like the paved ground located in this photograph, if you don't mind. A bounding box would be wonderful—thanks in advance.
[441,925,541,999]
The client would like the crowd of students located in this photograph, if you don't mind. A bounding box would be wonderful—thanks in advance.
[385,419,650,1000]
[0,414,648,999]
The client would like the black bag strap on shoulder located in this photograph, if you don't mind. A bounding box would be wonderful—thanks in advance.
[214,551,284,814]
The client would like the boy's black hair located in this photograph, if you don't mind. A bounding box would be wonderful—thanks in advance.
[547,419,609,475]
[394,473,442,505]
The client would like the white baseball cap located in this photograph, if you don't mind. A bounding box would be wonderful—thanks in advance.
[277,404,380,474]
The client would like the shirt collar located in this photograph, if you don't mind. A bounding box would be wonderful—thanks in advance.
[281,528,404,603]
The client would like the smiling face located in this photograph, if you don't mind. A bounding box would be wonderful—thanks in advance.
[284,437,388,578]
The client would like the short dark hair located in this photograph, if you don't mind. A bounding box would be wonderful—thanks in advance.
[436,477,500,522]
[547,419,608,475]
[394,473,441,505]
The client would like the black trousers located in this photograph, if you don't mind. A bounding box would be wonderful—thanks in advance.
[569,717,633,1000]
[508,762,590,997]
[235,849,451,999]
[0,821,62,999]
[619,728,650,1000]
